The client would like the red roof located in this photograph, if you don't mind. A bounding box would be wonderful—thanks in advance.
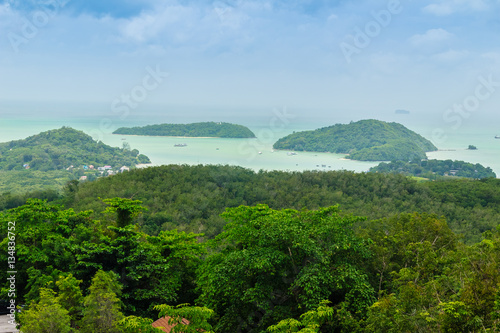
[152,316,190,333]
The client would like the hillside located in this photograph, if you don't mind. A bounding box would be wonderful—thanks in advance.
[370,159,496,179]
[273,119,437,161]
[113,121,256,138]
[52,164,500,244]
[0,127,150,172]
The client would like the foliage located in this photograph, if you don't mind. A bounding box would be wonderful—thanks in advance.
[18,288,72,333]
[267,300,334,333]
[370,159,496,179]
[80,270,124,333]
[60,164,500,244]
[102,197,148,227]
[197,205,374,332]
[113,121,256,138]
[273,119,437,161]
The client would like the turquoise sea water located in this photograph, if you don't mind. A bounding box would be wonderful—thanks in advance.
[1,110,499,176]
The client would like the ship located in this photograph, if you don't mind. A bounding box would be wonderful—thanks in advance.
[495,136,500,139]
[174,143,188,147]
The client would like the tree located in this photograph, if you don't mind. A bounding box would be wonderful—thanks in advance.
[102,197,147,227]
[80,270,124,333]
[18,288,72,333]
[197,204,374,332]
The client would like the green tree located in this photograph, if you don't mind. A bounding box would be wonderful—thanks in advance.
[18,288,72,333]
[197,204,374,332]
[102,197,147,227]
[154,303,215,333]
[80,270,124,333]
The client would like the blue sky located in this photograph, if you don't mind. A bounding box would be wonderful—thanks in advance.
[1,0,500,122]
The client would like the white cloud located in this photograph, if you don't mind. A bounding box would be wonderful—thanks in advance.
[410,28,454,47]
[423,0,489,16]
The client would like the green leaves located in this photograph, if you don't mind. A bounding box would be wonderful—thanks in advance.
[198,205,374,332]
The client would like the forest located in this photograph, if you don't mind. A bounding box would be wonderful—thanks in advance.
[273,119,437,161]
[113,122,257,138]
[370,159,497,179]
[2,164,500,332]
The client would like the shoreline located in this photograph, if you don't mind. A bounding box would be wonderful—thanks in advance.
[114,134,256,139]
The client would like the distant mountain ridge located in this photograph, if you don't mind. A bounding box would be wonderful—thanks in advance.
[0,127,150,171]
[273,119,437,161]
[113,122,256,138]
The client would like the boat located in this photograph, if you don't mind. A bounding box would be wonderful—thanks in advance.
[495,136,500,139]
[174,143,187,147]
[287,152,297,156]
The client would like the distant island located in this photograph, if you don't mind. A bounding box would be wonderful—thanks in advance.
[273,119,437,161]
[395,109,410,115]
[370,159,496,179]
[113,122,256,138]
[468,145,478,150]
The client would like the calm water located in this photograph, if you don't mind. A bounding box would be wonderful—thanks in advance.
[1,111,499,176]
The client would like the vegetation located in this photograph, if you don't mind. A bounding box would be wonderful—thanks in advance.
[113,122,256,138]
[3,164,500,332]
[0,127,150,193]
[273,119,437,161]
[370,159,496,179]
[468,145,477,150]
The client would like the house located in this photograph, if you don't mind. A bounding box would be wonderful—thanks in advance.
[98,167,106,171]
[104,165,112,170]
[89,165,95,170]
[83,165,89,170]
[152,316,190,333]
[120,166,130,173]
[79,176,88,181]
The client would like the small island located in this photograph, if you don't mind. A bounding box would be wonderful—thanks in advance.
[273,119,437,161]
[113,122,256,138]
[370,159,496,179]
[468,145,477,150]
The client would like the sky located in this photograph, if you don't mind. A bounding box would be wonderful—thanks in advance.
[1,0,500,123]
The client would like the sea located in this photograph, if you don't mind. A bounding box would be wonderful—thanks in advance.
[1,102,499,177]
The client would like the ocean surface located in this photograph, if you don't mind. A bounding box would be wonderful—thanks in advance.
[1,107,499,176]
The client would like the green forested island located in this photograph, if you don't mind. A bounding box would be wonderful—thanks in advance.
[3,165,500,332]
[0,127,150,193]
[273,119,437,161]
[113,122,256,138]
[370,159,496,179]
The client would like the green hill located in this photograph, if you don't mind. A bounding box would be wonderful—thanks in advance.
[273,119,437,161]
[113,121,256,138]
[370,159,496,179]
[0,127,150,172]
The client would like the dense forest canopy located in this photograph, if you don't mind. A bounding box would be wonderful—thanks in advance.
[370,159,496,179]
[113,122,256,138]
[273,119,437,161]
[3,167,500,331]
[2,164,497,245]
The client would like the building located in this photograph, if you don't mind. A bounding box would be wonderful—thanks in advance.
[152,316,191,333]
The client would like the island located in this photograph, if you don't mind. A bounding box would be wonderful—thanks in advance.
[370,159,496,179]
[273,119,437,161]
[0,127,151,193]
[468,145,478,150]
[113,122,256,138]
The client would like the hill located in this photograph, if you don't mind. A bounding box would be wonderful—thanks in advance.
[48,164,500,244]
[273,119,437,161]
[0,127,151,193]
[0,127,150,171]
[370,159,496,179]
[113,121,256,138]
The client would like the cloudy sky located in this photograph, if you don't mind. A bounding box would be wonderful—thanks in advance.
[1,0,500,121]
